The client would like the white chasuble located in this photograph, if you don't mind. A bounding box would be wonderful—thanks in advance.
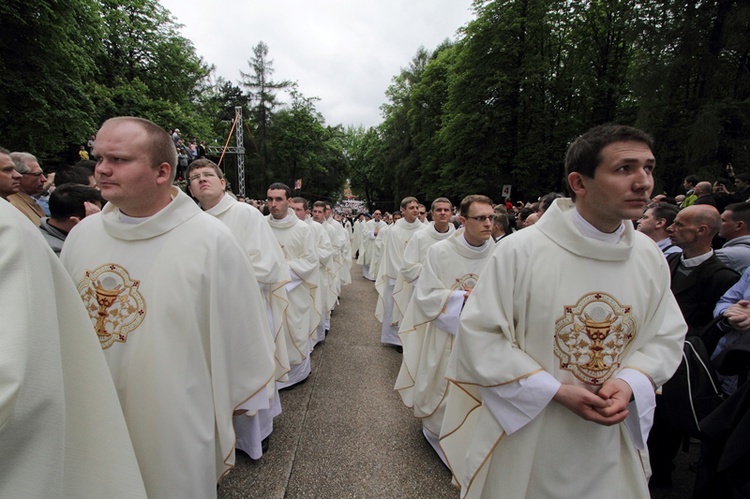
[266,210,322,374]
[61,187,276,499]
[307,218,335,344]
[207,194,292,382]
[392,222,455,325]
[396,229,492,438]
[440,199,687,499]
[0,200,146,498]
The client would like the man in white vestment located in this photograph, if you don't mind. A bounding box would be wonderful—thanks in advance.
[266,182,322,387]
[395,195,494,465]
[392,197,455,322]
[291,197,334,346]
[357,210,384,280]
[325,201,352,289]
[61,117,276,499]
[187,158,290,459]
[440,125,687,498]
[376,197,422,348]
[312,201,341,333]
[1,199,147,498]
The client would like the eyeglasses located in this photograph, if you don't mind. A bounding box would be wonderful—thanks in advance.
[188,171,218,183]
[22,171,45,177]
[466,215,494,222]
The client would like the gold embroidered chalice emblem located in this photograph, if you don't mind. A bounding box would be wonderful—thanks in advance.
[581,313,614,373]
[93,278,123,341]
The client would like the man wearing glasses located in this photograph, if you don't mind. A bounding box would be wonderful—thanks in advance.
[440,125,687,498]
[8,151,46,226]
[395,195,495,464]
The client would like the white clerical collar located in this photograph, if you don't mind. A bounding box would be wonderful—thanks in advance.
[572,207,626,244]
[459,232,491,252]
[681,250,714,268]
[273,212,293,223]
[119,213,151,224]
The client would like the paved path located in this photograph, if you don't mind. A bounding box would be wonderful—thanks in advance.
[219,264,457,498]
[218,263,699,498]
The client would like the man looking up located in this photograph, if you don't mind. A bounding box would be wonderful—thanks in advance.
[8,151,46,225]
[375,196,423,350]
[61,117,276,498]
[395,195,494,465]
[0,147,22,200]
[440,125,686,498]
[637,203,682,255]
[393,197,455,322]
[187,158,291,459]
[266,182,321,387]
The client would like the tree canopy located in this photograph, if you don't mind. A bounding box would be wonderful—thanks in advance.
[1,0,748,206]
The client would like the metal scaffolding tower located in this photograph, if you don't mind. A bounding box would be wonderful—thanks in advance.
[205,106,247,197]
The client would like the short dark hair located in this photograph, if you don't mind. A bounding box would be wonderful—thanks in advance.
[312,200,326,210]
[460,194,493,217]
[725,202,750,226]
[649,203,679,226]
[684,175,699,187]
[291,197,308,209]
[735,172,750,183]
[268,182,291,198]
[74,159,96,172]
[49,184,103,220]
[540,192,564,213]
[54,165,94,187]
[565,124,654,179]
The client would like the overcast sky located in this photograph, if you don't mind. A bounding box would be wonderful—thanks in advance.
[159,0,476,129]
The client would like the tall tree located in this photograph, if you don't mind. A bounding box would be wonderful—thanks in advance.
[240,41,292,189]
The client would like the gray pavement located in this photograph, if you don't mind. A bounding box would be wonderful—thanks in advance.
[218,263,698,499]
[219,265,457,498]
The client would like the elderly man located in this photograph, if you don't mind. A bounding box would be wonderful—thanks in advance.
[0,147,22,200]
[395,195,494,464]
[647,204,739,488]
[266,182,321,387]
[375,197,423,349]
[8,151,46,225]
[187,158,291,459]
[637,202,682,255]
[692,181,717,207]
[440,125,687,498]
[61,117,275,498]
[716,202,750,274]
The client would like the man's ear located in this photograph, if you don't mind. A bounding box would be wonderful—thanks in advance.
[654,218,666,229]
[155,162,172,185]
[567,172,587,199]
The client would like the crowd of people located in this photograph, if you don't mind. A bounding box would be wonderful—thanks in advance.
[1,120,748,498]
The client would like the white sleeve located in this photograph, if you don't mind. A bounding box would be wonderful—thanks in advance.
[285,269,302,292]
[433,291,465,336]
[479,371,561,434]
[616,368,656,450]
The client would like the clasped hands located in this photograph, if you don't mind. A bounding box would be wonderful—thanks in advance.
[553,378,632,426]
[723,299,750,331]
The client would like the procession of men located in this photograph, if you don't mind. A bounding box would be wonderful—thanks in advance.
[9,118,750,499]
